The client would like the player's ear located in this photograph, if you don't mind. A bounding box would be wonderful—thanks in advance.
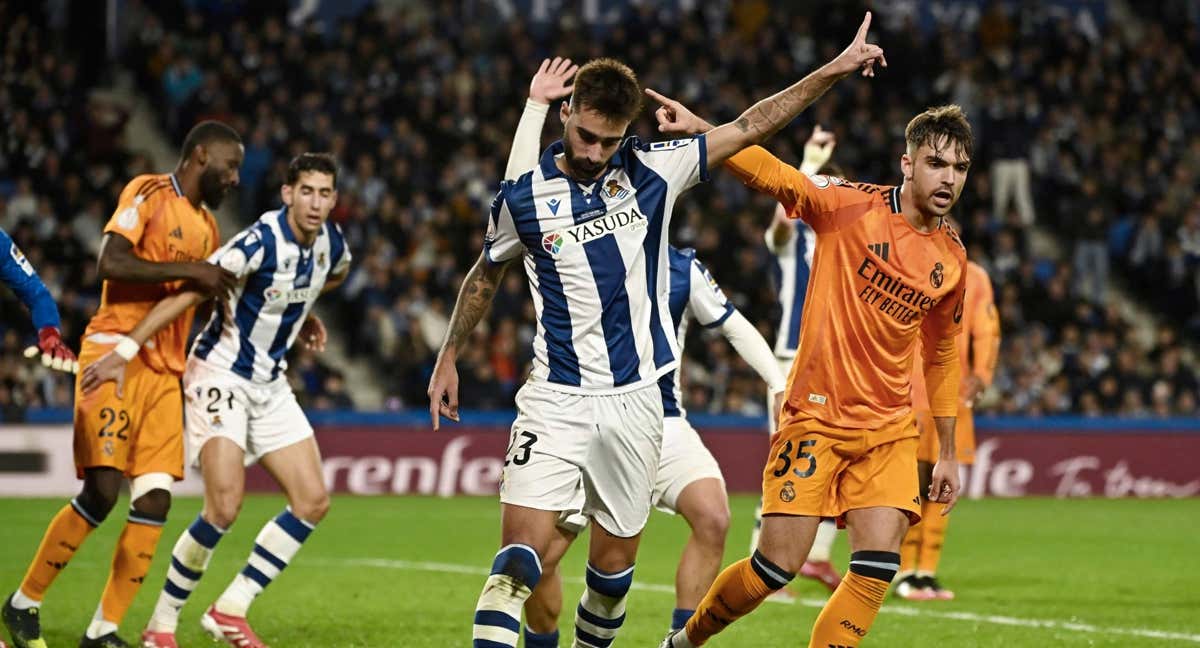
[900,152,913,183]
[280,183,293,207]
[559,99,571,125]
[195,143,208,167]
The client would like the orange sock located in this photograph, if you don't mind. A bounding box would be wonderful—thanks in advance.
[809,551,898,647]
[684,551,794,646]
[97,515,165,624]
[899,518,921,575]
[917,500,949,574]
[18,500,99,601]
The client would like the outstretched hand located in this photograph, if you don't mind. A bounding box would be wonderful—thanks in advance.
[802,124,837,172]
[832,11,887,78]
[530,57,578,104]
[644,88,712,137]
[427,352,461,431]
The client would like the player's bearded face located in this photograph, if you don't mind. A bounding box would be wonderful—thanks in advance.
[561,104,627,180]
[907,137,969,217]
[199,141,244,209]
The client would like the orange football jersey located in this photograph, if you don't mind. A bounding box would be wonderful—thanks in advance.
[727,146,966,429]
[911,260,1000,411]
[84,174,220,376]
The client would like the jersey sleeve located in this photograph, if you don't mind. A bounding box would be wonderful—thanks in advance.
[505,99,548,181]
[920,258,967,417]
[103,176,162,246]
[631,135,709,192]
[0,228,60,329]
[329,222,352,276]
[724,146,875,234]
[970,268,1000,385]
[208,224,267,280]
[688,258,735,328]
[483,183,524,264]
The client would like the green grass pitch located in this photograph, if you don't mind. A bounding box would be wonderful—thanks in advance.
[2,495,1198,647]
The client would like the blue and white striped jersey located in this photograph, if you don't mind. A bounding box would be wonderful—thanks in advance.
[657,246,734,418]
[766,219,815,359]
[191,208,351,383]
[485,135,709,394]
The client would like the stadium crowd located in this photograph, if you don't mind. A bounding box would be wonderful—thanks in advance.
[2,0,1198,419]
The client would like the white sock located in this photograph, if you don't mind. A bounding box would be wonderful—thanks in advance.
[473,544,542,647]
[85,603,119,639]
[10,588,40,610]
[749,502,763,555]
[574,563,633,648]
[806,519,837,562]
[147,515,227,632]
[215,508,314,617]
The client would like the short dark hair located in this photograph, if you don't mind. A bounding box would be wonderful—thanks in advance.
[905,105,974,163]
[286,153,339,187]
[180,120,241,159]
[570,58,642,124]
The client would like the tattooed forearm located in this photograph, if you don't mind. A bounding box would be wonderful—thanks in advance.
[442,254,508,352]
[734,67,840,144]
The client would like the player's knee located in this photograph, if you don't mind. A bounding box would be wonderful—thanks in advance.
[691,503,731,547]
[291,490,330,524]
[132,489,172,519]
[78,469,123,520]
[205,491,243,529]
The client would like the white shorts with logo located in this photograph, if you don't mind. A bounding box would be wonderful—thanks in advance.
[183,357,314,468]
[500,380,664,538]
[558,416,725,534]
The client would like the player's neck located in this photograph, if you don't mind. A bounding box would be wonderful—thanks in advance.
[174,162,204,209]
[898,183,940,234]
[285,212,318,247]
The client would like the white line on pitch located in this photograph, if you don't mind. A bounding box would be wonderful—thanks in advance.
[310,557,1200,644]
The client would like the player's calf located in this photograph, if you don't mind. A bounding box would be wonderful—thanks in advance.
[145,515,227,634]
[474,544,542,648]
[214,508,317,619]
[574,562,635,648]
[810,550,900,646]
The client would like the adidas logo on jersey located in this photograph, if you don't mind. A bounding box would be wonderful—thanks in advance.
[169,226,184,239]
[867,242,890,261]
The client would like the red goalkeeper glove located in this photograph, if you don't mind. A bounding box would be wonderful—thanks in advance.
[23,326,79,373]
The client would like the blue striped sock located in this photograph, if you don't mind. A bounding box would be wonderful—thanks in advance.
[473,544,541,648]
[216,508,315,617]
[147,515,226,632]
[522,626,559,647]
[671,608,693,631]
[575,562,633,648]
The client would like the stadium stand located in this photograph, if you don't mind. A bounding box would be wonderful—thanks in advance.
[2,0,1197,419]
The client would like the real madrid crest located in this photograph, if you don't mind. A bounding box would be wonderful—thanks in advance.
[780,480,796,503]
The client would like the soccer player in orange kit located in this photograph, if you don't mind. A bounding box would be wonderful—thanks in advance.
[3,121,241,648]
[651,69,973,648]
[897,258,999,601]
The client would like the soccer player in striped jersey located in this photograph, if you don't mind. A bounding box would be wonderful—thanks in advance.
[4,121,241,648]
[0,226,78,373]
[652,34,976,648]
[428,18,884,647]
[753,125,842,596]
[497,63,786,646]
[80,153,349,648]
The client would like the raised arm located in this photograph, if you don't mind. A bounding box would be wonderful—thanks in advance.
[646,12,884,168]
[766,125,836,248]
[505,57,577,181]
[2,228,77,372]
